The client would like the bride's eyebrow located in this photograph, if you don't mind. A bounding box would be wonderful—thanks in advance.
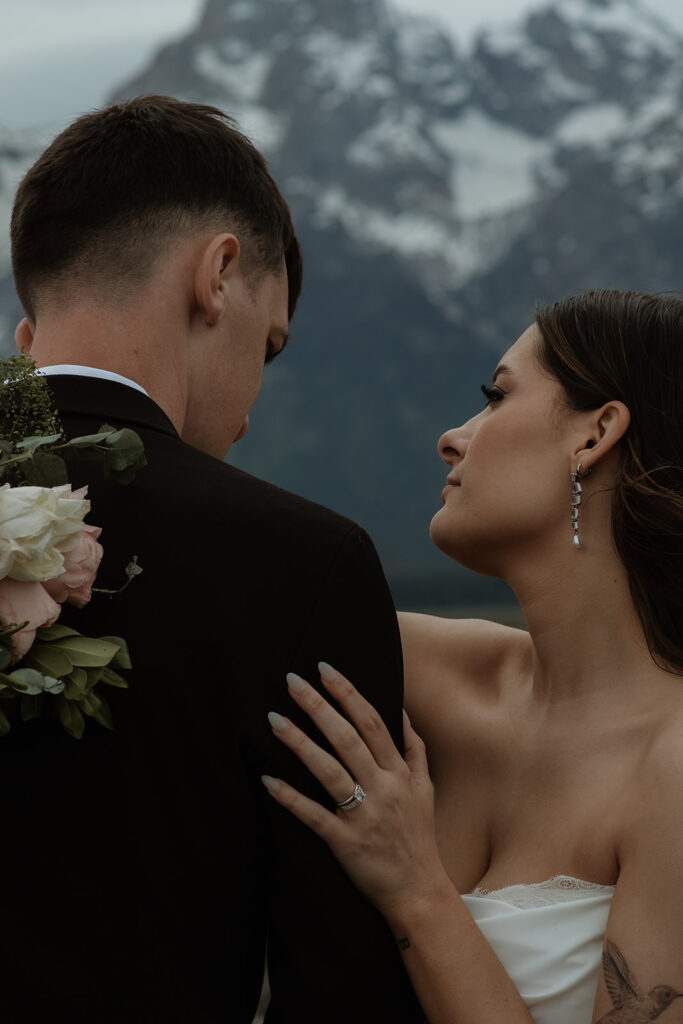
[492,363,513,383]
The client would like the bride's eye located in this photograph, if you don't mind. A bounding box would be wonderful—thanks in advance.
[480,384,506,406]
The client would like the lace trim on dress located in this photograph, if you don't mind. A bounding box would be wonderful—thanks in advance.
[466,875,616,909]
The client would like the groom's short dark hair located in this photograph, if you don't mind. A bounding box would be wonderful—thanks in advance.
[11,94,302,321]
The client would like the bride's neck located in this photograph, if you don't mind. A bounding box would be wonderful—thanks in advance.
[510,549,662,709]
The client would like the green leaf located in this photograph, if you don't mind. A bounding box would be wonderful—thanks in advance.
[50,636,120,667]
[57,696,84,739]
[84,667,104,690]
[79,692,102,717]
[25,451,69,487]
[98,637,131,670]
[2,668,41,693]
[100,666,129,689]
[24,643,74,679]
[64,675,85,699]
[21,694,44,722]
[93,693,114,731]
[16,434,62,455]
[0,620,30,641]
[63,430,114,448]
[37,624,80,641]
[0,708,11,736]
[110,452,147,485]
[66,666,87,691]
[0,647,12,672]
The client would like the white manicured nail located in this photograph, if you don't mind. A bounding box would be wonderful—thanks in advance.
[286,672,306,693]
[267,711,288,731]
[261,775,281,792]
[318,661,339,683]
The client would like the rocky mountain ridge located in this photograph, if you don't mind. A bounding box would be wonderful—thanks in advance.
[2,0,682,604]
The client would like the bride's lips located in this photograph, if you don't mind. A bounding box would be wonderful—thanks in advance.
[441,479,461,502]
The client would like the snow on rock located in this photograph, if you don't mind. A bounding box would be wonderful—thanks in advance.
[554,103,628,148]
[347,106,443,172]
[433,111,551,220]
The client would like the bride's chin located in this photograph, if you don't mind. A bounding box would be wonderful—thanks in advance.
[429,516,503,578]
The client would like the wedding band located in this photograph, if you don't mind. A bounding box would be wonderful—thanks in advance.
[336,782,366,811]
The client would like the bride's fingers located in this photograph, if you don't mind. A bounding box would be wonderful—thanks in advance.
[267,710,372,803]
[284,672,384,778]
[314,662,406,772]
[261,775,346,845]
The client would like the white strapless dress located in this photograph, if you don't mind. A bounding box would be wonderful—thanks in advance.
[461,875,615,1024]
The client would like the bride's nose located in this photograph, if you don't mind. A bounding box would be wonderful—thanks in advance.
[437,424,467,466]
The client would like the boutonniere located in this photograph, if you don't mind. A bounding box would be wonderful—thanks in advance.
[0,353,145,739]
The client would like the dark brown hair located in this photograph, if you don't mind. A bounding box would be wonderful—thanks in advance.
[535,289,683,674]
[11,95,302,320]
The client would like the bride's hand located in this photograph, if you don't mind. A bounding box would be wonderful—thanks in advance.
[261,662,451,919]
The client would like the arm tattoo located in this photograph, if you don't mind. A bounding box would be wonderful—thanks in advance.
[595,940,682,1022]
[397,937,410,951]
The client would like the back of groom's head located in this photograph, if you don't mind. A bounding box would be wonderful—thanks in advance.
[11,94,302,323]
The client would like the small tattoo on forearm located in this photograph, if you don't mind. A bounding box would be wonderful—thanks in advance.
[398,937,410,951]
[596,939,682,1022]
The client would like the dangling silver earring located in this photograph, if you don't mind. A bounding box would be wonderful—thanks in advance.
[570,463,591,548]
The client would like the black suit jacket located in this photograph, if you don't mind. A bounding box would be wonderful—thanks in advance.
[3,377,424,1023]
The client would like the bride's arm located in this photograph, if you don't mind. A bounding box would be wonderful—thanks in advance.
[590,742,683,1023]
[261,664,535,1024]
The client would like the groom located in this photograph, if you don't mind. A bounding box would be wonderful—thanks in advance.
[6,96,423,1022]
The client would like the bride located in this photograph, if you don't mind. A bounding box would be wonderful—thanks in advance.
[261,289,683,1024]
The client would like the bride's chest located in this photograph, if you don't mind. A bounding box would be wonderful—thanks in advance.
[430,730,631,894]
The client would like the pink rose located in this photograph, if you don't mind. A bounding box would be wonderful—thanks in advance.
[43,523,103,608]
[0,578,61,663]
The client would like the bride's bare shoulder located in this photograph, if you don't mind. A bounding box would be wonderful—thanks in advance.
[398,611,530,677]
[398,611,531,726]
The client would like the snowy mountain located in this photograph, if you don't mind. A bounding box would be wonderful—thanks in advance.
[2,0,683,602]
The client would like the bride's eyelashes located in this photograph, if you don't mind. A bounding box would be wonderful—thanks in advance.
[480,383,507,407]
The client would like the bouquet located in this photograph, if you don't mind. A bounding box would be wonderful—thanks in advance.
[0,353,145,738]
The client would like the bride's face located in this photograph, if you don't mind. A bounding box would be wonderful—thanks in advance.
[430,324,577,576]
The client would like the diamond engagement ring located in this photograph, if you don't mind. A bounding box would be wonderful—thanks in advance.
[336,782,366,811]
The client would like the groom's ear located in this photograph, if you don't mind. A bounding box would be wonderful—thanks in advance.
[194,234,241,327]
[15,317,34,354]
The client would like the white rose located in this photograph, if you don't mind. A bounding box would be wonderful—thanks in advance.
[0,483,91,582]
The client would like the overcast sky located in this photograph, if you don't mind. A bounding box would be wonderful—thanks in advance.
[2,0,683,132]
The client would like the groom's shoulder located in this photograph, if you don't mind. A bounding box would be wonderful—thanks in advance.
[150,434,362,549]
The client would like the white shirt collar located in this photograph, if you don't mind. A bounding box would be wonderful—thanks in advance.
[37,364,149,397]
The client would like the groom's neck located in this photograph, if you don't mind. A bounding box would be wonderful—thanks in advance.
[25,301,189,437]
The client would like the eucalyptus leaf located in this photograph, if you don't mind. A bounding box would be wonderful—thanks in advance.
[5,668,43,693]
[51,636,119,668]
[110,451,147,484]
[24,643,74,679]
[57,697,84,740]
[63,431,114,448]
[26,451,69,487]
[93,693,114,731]
[0,647,11,672]
[0,709,11,736]
[16,434,62,454]
[61,446,108,464]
